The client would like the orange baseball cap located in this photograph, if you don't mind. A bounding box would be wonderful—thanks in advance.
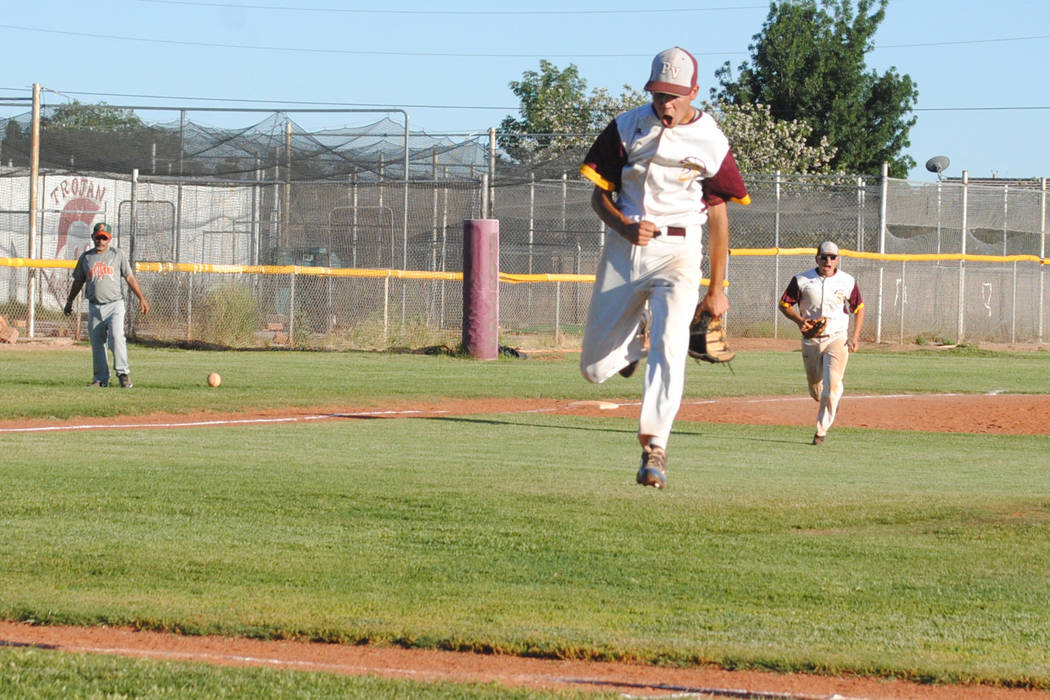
[92,222,112,239]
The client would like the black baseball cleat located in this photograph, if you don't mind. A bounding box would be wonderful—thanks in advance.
[811,433,825,445]
[117,373,133,388]
[89,380,108,387]
[618,360,639,378]
[636,447,667,489]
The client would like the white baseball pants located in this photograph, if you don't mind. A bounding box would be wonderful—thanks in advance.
[580,228,702,448]
[802,333,849,437]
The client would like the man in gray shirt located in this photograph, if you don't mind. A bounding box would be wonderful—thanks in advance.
[64,222,150,387]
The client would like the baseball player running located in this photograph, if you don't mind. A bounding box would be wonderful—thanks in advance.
[778,241,865,445]
[64,222,150,388]
[579,47,750,489]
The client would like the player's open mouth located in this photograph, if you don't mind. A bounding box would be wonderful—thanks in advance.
[661,114,673,127]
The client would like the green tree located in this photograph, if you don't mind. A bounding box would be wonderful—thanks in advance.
[497,61,645,166]
[36,101,182,173]
[499,60,837,176]
[709,101,836,174]
[712,0,918,177]
[2,118,27,166]
[41,101,144,131]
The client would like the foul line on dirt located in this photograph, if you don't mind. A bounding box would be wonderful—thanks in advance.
[43,643,462,682]
[8,637,877,700]
[0,393,1002,434]
[560,676,877,700]
[0,409,441,434]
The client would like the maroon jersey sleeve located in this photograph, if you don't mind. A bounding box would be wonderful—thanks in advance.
[579,119,625,192]
[848,282,864,313]
[779,276,801,307]
[702,149,750,206]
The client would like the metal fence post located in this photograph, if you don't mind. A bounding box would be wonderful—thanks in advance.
[1011,261,1017,344]
[383,276,390,344]
[252,158,261,265]
[351,170,359,268]
[129,169,139,336]
[773,170,781,338]
[856,175,866,251]
[27,83,40,339]
[876,162,888,343]
[440,167,449,329]
[185,272,193,343]
[1040,177,1046,344]
[1003,185,1009,255]
[958,170,969,342]
[488,127,496,217]
[554,281,562,346]
[288,269,297,346]
[561,172,567,242]
[936,180,942,253]
[527,173,535,315]
[129,169,138,263]
[899,260,906,344]
[176,109,185,263]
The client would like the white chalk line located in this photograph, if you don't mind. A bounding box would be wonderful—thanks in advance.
[31,641,877,700]
[0,392,1014,434]
[0,409,442,434]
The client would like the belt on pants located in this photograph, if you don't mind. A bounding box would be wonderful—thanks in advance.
[656,226,686,237]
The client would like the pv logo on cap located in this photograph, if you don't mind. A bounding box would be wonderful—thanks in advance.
[644,47,698,96]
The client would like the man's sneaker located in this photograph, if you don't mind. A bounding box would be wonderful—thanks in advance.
[117,373,133,388]
[618,360,638,378]
[636,446,667,489]
[812,433,825,446]
[89,380,108,388]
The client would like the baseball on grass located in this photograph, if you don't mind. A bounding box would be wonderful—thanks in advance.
[207,372,222,387]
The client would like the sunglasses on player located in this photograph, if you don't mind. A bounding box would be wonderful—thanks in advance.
[819,254,837,261]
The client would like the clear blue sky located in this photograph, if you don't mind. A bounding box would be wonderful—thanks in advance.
[2,0,1047,182]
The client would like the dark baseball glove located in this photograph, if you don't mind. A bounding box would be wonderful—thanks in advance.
[688,308,735,364]
[800,317,827,339]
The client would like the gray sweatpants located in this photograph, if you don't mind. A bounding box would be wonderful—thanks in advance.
[88,300,129,383]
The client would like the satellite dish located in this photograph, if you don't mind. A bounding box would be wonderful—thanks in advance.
[925,155,950,174]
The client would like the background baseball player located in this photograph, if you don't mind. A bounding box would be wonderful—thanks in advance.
[579,47,750,489]
[778,241,865,445]
[64,222,150,388]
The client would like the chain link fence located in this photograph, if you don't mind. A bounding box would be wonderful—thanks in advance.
[0,106,1047,349]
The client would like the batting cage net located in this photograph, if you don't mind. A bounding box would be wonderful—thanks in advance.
[0,102,1047,349]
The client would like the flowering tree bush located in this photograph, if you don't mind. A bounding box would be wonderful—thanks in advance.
[709,101,836,174]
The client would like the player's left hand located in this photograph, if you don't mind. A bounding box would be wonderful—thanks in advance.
[848,337,859,352]
[698,288,729,319]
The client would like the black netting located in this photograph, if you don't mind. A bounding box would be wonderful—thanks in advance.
[1,107,489,182]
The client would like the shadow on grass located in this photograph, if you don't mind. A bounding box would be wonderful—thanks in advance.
[425,415,807,446]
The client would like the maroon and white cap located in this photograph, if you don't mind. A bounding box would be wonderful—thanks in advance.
[818,241,840,256]
[644,47,698,96]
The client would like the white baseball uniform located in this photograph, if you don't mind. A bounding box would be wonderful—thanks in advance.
[779,268,864,437]
[579,103,749,449]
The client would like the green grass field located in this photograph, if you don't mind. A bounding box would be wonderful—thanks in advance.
[1,343,1048,696]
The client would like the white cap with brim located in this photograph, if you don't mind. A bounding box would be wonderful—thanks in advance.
[644,47,698,96]
[818,241,839,256]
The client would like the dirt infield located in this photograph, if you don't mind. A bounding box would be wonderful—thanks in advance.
[0,620,1046,699]
[2,392,1048,437]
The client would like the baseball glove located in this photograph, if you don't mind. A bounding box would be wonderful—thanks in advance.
[800,317,827,339]
[688,307,735,364]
